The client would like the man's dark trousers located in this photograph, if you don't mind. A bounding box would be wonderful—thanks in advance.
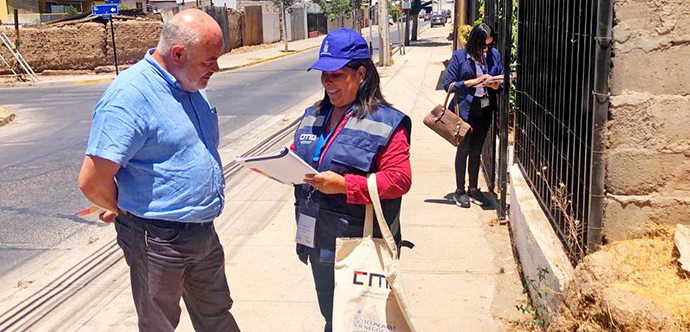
[115,213,241,332]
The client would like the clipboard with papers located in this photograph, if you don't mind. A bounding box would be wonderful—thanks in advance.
[235,147,317,185]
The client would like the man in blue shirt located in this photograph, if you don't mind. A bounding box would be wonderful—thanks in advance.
[78,9,240,332]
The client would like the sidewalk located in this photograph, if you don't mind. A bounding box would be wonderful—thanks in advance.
[0,36,325,88]
[0,25,528,331]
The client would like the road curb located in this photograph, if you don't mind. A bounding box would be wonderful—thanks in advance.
[0,44,322,89]
[0,106,16,127]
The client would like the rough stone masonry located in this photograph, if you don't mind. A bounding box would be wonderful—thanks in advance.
[605,0,690,241]
[0,20,162,75]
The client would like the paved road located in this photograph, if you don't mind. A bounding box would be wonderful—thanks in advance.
[0,21,432,277]
[0,48,322,277]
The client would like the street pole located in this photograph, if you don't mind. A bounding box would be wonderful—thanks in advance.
[404,9,410,46]
[13,9,19,52]
[398,12,405,55]
[378,0,390,66]
[110,16,119,75]
[369,0,373,58]
[281,1,289,51]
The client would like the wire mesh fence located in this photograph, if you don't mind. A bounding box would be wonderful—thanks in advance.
[513,0,600,263]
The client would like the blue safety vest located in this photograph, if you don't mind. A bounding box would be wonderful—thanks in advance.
[293,104,412,265]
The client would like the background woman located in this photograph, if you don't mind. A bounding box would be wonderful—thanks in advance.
[290,28,412,332]
[443,23,504,208]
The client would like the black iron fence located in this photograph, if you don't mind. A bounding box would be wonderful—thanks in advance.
[513,0,602,262]
[479,0,512,221]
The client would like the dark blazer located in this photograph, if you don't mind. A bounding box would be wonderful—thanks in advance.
[443,47,504,121]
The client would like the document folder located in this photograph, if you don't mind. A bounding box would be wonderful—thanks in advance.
[235,147,318,185]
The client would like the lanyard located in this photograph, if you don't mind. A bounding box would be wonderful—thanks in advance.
[311,106,349,164]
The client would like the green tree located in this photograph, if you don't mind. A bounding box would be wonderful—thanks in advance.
[66,5,79,16]
[321,0,353,27]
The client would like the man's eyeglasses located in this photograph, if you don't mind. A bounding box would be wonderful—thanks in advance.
[484,42,494,50]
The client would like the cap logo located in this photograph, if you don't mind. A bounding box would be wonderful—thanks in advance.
[321,41,331,55]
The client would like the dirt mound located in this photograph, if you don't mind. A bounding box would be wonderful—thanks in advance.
[548,225,690,332]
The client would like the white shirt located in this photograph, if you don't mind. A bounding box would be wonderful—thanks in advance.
[468,53,487,98]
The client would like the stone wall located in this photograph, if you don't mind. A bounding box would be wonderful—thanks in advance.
[0,20,162,75]
[106,20,163,65]
[228,9,243,49]
[604,0,690,241]
[0,23,107,74]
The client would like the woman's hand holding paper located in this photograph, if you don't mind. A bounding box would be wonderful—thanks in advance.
[304,171,347,194]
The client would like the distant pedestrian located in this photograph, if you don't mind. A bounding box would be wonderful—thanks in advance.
[78,9,240,332]
[444,23,504,208]
[290,28,412,332]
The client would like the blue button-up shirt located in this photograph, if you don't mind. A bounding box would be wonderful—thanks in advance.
[86,50,225,223]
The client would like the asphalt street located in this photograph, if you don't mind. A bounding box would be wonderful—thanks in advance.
[0,48,322,277]
[0,21,431,277]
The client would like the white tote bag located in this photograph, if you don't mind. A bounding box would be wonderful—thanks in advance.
[332,174,418,332]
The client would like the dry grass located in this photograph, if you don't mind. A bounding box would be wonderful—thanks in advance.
[604,224,690,329]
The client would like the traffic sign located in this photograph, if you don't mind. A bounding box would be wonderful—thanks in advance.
[92,4,119,15]
[104,0,122,4]
[402,0,411,9]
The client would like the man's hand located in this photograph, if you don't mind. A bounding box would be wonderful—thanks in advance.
[304,171,346,195]
[99,210,118,223]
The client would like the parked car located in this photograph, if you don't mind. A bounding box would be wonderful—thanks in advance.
[430,13,445,27]
[442,9,451,22]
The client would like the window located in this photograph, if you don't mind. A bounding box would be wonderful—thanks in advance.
[136,2,143,10]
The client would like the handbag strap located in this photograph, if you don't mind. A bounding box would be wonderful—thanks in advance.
[366,174,399,260]
[443,82,456,111]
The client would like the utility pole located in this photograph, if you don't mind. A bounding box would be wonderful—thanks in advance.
[404,9,410,46]
[378,0,390,66]
[281,1,289,51]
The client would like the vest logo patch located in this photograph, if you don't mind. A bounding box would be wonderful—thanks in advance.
[299,133,317,144]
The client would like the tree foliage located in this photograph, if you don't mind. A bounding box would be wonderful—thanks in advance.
[321,0,354,22]
[271,0,295,8]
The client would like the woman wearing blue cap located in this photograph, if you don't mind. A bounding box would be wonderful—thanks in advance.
[289,28,412,332]
[443,23,503,208]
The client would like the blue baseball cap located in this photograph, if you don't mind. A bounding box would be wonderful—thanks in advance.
[308,28,371,72]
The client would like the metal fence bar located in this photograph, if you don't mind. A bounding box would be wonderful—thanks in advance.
[514,0,603,263]
[477,0,510,221]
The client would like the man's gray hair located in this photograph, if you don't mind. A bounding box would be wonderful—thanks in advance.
[156,20,202,55]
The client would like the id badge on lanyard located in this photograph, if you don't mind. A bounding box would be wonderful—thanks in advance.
[480,97,490,108]
[296,200,319,248]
